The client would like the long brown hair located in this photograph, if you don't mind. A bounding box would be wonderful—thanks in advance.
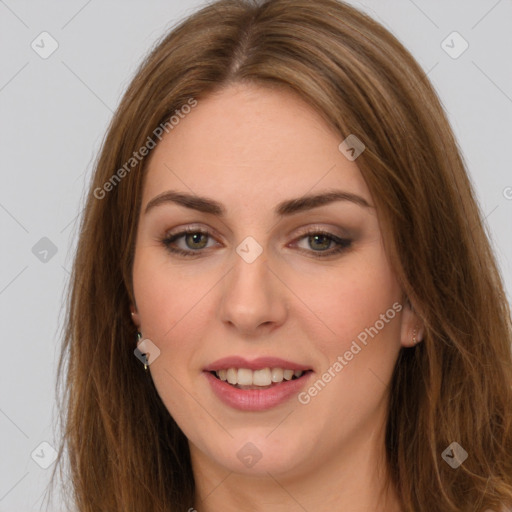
[48,0,512,510]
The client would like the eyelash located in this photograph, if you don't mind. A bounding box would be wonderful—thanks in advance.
[161,226,352,258]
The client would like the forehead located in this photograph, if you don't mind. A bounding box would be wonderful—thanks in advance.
[142,83,370,211]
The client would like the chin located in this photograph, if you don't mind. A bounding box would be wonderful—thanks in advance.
[199,431,313,477]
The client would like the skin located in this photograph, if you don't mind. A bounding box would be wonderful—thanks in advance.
[131,82,424,512]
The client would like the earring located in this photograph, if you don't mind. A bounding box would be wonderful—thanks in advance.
[137,332,149,371]
[412,327,418,346]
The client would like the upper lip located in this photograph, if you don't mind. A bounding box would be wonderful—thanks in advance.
[204,356,312,372]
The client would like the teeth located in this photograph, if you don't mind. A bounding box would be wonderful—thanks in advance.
[253,368,272,386]
[237,368,253,386]
[271,368,284,382]
[215,367,305,386]
[283,369,294,380]
[226,368,237,385]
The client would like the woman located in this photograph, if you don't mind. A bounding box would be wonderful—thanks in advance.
[50,0,512,510]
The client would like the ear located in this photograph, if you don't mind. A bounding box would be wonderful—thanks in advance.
[399,298,424,348]
[130,304,141,328]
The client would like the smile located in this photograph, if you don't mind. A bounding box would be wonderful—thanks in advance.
[203,357,313,410]
[212,367,307,388]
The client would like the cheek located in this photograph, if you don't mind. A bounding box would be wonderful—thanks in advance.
[131,247,226,419]
[287,246,402,355]
[132,247,217,341]
[291,257,402,440]
[132,250,213,419]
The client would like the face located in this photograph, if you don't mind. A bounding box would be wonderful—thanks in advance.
[131,83,421,480]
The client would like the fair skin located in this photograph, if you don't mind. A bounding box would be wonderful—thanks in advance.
[131,83,423,512]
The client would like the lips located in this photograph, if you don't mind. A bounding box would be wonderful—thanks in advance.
[203,356,313,411]
[204,356,311,372]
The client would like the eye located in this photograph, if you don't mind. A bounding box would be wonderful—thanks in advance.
[292,230,352,257]
[161,227,219,257]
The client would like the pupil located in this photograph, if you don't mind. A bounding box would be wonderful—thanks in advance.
[187,233,207,249]
[310,234,330,250]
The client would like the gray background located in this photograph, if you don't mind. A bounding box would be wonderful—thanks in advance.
[1,1,511,510]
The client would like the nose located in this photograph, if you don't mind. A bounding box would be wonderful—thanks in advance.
[218,249,288,337]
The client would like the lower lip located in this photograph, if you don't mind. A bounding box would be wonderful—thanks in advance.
[204,371,312,411]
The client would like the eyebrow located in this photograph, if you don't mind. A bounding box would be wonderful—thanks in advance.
[144,189,373,217]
